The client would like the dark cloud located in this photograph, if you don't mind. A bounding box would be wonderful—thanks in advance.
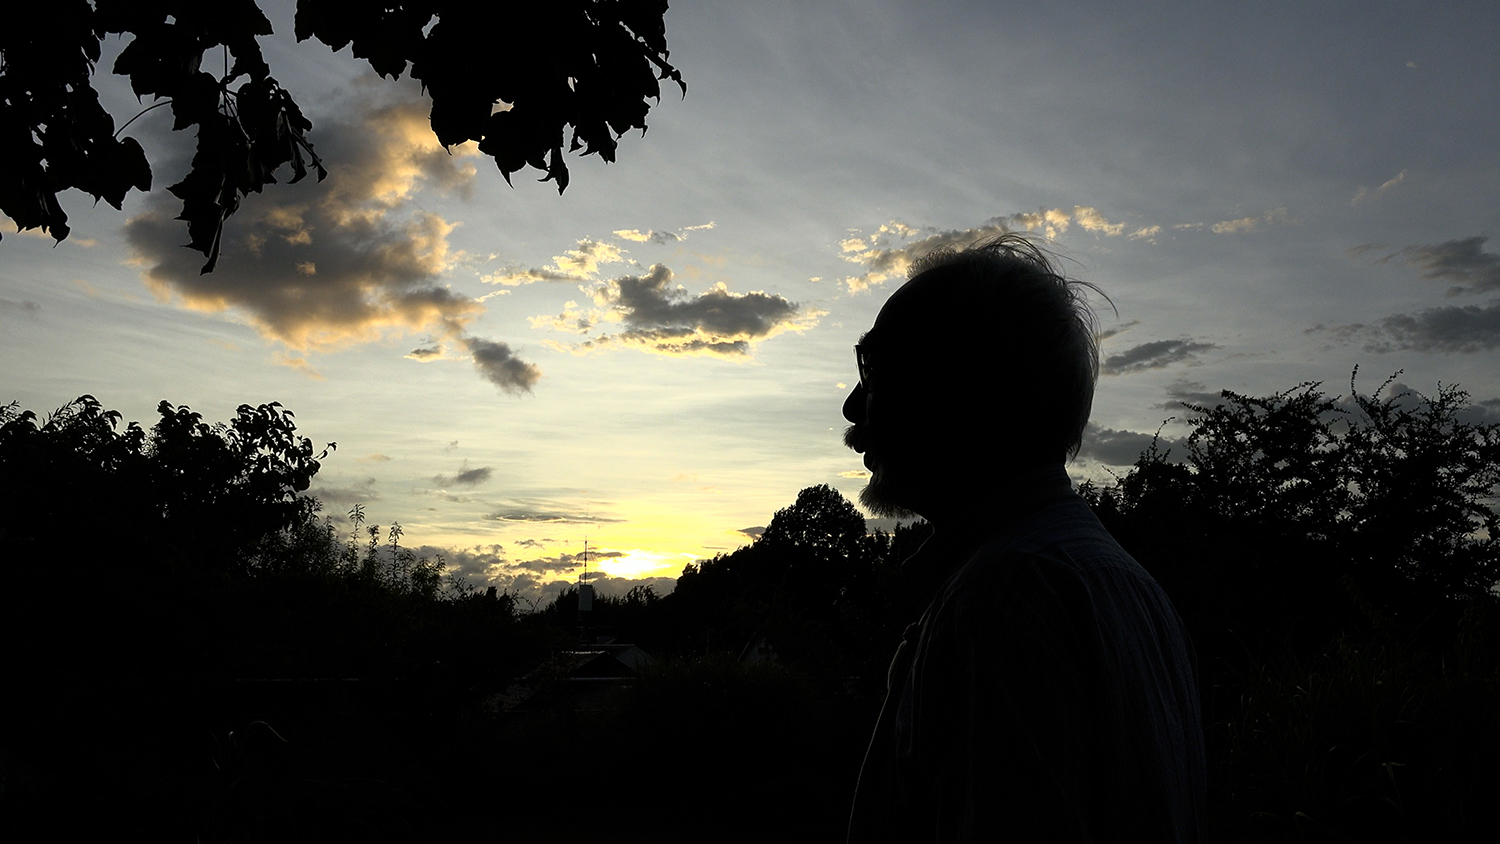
[0,298,41,316]
[737,526,765,540]
[581,264,813,357]
[433,463,493,487]
[1101,340,1217,375]
[1336,302,1500,354]
[309,476,380,506]
[1399,236,1500,296]
[516,554,587,573]
[1096,320,1139,342]
[411,543,507,585]
[513,539,545,549]
[1157,380,1227,412]
[125,98,484,351]
[407,344,443,360]
[514,549,625,574]
[483,503,623,524]
[1076,424,1184,466]
[461,336,541,394]
[1456,398,1500,426]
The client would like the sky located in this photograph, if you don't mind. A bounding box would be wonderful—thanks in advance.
[4,0,1499,606]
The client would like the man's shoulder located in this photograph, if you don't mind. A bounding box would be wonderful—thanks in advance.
[966,493,1136,578]
[933,495,1162,621]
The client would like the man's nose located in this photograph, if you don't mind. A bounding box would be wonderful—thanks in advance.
[843,382,866,424]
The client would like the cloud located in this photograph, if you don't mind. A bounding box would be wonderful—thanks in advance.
[839,220,1014,293]
[410,543,509,585]
[1456,398,1500,426]
[1210,208,1292,234]
[1101,339,1217,375]
[551,239,625,276]
[528,300,594,334]
[434,462,493,487]
[736,526,765,540]
[273,351,324,380]
[615,229,677,243]
[1352,170,1408,205]
[1007,209,1073,238]
[514,553,592,573]
[1071,206,1125,237]
[562,263,817,357]
[612,222,713,244]
[310,476,380,506]
[483,237,629,286]
[461,336,541,393]
[1347,302,1500,354]
[359,453,393,463]
[514,549,626,574]
[1076,424,1185,466]
[0,298,41,316]
[125,95,485,351]
[1096,319,1140,342]
[483,502,623,524]
[838,209,1143,294]
[1157,379,1228,411]
[838,470,871,479]
[406,344,444,360]
[1397,236,1500,296]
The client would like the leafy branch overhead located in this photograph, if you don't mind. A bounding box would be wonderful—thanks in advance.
[0,1,685,272]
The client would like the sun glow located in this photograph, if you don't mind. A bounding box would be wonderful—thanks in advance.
[591,548,698,580]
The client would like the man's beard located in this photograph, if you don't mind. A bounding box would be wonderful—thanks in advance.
[846,424,920,519]
[859,470,921,519]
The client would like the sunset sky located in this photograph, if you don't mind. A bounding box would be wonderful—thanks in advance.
[4,0,1498,606]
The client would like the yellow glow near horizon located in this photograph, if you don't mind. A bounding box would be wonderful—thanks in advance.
[591,548,699,581]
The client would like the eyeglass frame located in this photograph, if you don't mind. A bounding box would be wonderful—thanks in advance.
[855,342,876,389]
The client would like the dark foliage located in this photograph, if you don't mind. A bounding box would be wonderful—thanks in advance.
[0,1,684,271]
[666,484,928,690]
[0,394,329,568]
[1079,371,1500,840]
[0,396,525,842]
[1081,371,1500,662]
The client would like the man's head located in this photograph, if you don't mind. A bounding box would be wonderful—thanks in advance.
[842,234,1104,521]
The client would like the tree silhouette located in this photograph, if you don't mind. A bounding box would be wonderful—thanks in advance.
[0,395,331,570]
[1,1,685,270]
[1081,371,1500,660]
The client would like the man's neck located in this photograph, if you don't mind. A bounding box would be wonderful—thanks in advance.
[919,461,1072,528]
[900,462,1076,603]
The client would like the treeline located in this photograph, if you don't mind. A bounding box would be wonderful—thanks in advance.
[0,397,531,841]
[1080,373,1500,841]
[3,375,1498,841]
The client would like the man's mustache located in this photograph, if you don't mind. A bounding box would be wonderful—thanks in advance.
[843,424,869,453]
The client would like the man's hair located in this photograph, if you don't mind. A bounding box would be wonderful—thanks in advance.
[906,233,1106,461]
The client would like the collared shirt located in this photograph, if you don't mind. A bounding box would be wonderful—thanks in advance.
[847,464,1206,843]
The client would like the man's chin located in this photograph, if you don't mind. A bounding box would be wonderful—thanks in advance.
[859,472,921,520]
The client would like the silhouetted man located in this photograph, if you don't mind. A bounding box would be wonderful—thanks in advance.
[843,235,1205,842]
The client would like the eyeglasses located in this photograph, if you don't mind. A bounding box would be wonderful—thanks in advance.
[855,343,874,388]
